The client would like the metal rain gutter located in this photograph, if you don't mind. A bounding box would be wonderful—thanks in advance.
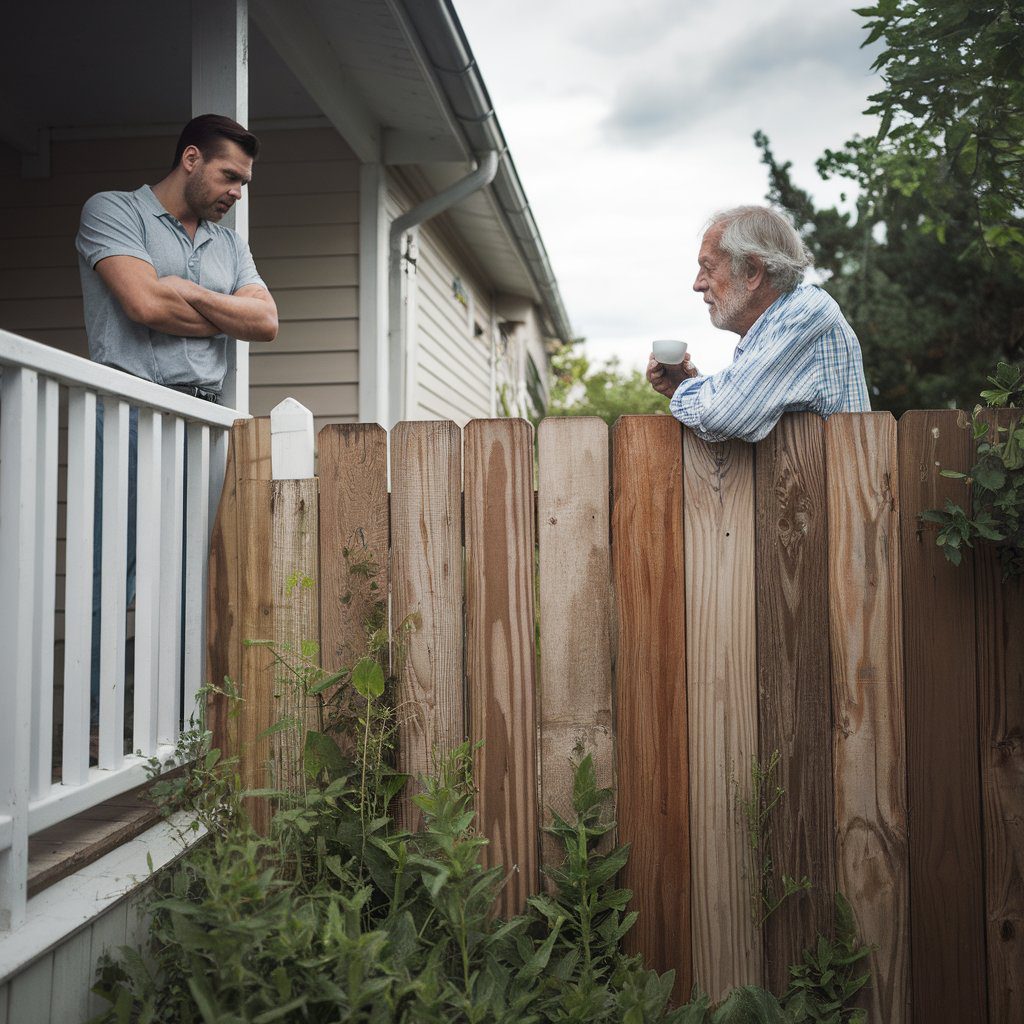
[395,0,573,345]
[387,151,500,424]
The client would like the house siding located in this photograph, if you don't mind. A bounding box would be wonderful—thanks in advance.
[0,894,149,1024]
[247,128,360,430]
[386,172,496,426]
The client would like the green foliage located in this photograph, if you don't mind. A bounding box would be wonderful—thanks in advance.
[92,556,872,1023]
[783,895,872,1024]
[755,132,1024,416]
[824,0,1024,276]
[547,338,668,424]
[924,362,1024,576]
[735,751,811,928]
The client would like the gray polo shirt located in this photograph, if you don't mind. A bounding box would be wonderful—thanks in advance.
[75,184,266,393]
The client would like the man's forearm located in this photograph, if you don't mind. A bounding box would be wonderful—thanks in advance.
[173,280,278,343]
[136,280,220,337]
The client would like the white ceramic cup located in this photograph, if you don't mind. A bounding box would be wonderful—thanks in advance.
[652,339,688,365]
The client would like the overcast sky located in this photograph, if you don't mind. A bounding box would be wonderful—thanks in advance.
[457,0,883,375]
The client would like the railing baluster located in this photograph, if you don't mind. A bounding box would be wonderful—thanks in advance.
[62,388,96,787]
[0,365,38,931]
[133,409,162,756]
[30,379,59,800]
[97,399,129,770]
[184,423,211,725]
[158,415,185,747]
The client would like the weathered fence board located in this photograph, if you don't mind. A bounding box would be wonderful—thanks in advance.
[201,409,1024,1024]
[612,415,691,1002]
[465,419,540,916]
[976,410,1024,1023]
[683,432,760,999]
[270,480,320,792]
[207,417,271,757]
[317,424,389,727]
[390,421,465,830]
[755,413,834,992]
[898,409,987,1023]
[537,417,614,877]
[236,479,276,834]
[826,413,909,1024]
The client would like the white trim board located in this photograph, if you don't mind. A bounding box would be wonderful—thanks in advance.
[0,812,207,985]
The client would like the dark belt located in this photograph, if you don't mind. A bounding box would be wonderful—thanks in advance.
[168,384,221,404]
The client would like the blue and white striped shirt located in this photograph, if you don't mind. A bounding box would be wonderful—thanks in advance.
[669,284,870,443]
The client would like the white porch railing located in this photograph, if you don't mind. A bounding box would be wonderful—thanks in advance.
[0,329,238,932]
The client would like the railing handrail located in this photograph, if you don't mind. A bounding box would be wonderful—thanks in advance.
[0,329,240,428]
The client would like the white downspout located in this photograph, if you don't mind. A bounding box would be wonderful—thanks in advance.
[387,151,499,426]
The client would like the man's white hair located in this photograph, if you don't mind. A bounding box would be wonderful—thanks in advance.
[707,206,812,293]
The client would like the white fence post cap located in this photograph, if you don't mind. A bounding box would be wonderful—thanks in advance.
[271,397,315,480]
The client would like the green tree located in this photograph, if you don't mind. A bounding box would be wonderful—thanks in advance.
[756,131,1024,414]
[547,339,668,424]
[822,0,1024,274]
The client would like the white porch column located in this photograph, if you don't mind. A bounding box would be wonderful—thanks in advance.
[358,164,389,426]
[192,0,250,414]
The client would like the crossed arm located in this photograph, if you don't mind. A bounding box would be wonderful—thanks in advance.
[95,255,278,343]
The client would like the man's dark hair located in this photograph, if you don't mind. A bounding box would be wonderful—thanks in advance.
[171,114,260,168]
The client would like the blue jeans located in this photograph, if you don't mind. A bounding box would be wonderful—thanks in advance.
[90,402,138,724]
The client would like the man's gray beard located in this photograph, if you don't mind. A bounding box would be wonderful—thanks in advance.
[709,278,745,331]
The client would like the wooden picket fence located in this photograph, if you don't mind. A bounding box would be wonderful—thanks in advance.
[205,410,1023,1024]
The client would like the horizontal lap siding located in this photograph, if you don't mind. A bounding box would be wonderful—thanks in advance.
[387,174,494,425]
[0,136,173,357]
[247,129,360,423]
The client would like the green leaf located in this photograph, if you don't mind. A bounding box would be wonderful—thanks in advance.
[352,656,385,700]
[974,461,1006,490]
[303,730,346,780]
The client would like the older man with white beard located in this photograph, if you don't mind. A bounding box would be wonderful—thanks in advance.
[647,205,870,442]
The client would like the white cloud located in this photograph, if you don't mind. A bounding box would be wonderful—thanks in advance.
[456,0,881,376]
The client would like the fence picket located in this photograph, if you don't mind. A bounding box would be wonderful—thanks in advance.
[390,421,464,830]
[237,478,276,834]
[206,417,271,758]
[270,480,320,792]
[317,424,389,708]
[537,417,614,877]
[61,388,96,787]
[465,418,540,916]
[133,409,162,756]
[184,423,211,721]
[0,365,38,930]
[754,412,834,991]
[826,413,909,1024]
[975,409,1023,1024]
[97,399,130,770]
[683,432,760,998]
[611,415,691,1002]
[157,416,185,748]
[898,410,987,1022]
[30,378,58,800]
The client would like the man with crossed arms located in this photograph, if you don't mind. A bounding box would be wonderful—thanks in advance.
[76,114,278,728]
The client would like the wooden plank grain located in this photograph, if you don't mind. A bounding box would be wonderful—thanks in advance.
[612,415,691,1002]
[465,418,540,916]
[898,409,987,1023]
[826,413,909,1024]
[755,413,834,992]
[976,409,1024,1024]
[537,417,614,879]
[390,421,464,830]
[206,417,271,758]
[236,479,276,834]
[683,431,760,999]
[270,480,321,793]
[318,424,389,675]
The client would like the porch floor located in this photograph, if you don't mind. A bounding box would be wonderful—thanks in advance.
[28,784,162,898]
